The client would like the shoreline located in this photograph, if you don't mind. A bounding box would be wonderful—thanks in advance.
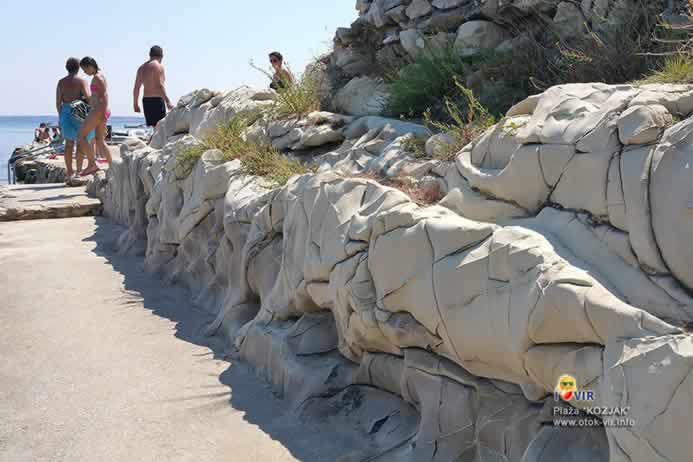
[0,115,145,185]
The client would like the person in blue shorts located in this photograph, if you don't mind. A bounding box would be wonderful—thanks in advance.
[56,57,95,178]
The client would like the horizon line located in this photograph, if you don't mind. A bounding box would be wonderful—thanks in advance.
[0,114,144,118]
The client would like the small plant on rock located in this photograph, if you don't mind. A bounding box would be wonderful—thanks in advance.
[186,110,311,186]
[643,53,693,84]
[400,136,427,158]
[239,150,313,186]
[176,144,207,175]
[349,172,443,206]
[424,79,496,161]
[204,111,264,160]
[250,61,321,119]
[273,74,321,119]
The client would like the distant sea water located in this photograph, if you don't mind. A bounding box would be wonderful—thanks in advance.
[0,115,145,184]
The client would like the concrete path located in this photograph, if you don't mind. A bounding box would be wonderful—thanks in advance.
[0,217,339,462]
[0,184,101,221]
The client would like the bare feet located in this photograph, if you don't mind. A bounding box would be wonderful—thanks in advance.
[80,165,99,176]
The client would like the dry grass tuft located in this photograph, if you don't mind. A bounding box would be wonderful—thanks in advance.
[250,62,321,119]
[642,54,693,84]
[351,171,444,206]
[239,150,314,186]
[176,110,311,186]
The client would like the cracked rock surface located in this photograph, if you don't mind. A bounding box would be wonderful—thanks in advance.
[91,82,693,462]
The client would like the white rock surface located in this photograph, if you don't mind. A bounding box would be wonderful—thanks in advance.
[94,82,693,462]
[265,111,352,151]
[617,104,673,145]
[446,83,693,294]
[332,76,390,116]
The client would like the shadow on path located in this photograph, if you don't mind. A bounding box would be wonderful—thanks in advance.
[84,217,341,462]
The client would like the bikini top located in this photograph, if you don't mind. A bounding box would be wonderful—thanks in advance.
[90,79,106,96]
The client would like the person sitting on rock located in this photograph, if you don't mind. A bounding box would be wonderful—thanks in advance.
[269,51,294,91]
[51,127,63,144]
[34,123,52,144]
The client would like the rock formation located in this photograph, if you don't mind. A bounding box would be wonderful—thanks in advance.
[325,0,684,115]
[89,79,693,461]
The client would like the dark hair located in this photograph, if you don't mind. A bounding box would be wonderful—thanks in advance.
[39,123,47,128]
[269,51,283,62]
[80,56,99,72]
[66,57,80,74]
[150,45,163,58]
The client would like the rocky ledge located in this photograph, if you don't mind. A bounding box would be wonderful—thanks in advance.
[89,82,693,462]
[0,183,102,221]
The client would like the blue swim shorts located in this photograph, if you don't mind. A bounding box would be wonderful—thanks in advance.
[59,103,95,142]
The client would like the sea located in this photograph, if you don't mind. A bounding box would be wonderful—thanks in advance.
[0,115,145,184]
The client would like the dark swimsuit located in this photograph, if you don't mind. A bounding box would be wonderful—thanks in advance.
[143,97,167,127]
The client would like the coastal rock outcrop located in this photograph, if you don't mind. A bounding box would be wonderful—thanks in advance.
[92,82,693,462]
[324,0,680,113]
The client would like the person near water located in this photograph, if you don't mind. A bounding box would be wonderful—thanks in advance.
[56,57,94,177]
[51,127,63,144]
[269,51,294,91]
[77,56,112,176]
[133,45,173,127]
[34,123,52,143]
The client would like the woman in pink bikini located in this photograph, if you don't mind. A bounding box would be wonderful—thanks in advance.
[78,56,112,176]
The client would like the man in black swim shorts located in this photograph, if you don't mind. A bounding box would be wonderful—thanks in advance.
[134,45,173,127]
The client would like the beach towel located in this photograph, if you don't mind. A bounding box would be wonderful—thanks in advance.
[59,103,95,142]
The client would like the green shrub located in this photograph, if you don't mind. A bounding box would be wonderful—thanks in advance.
[472,44,553,114]
[387,45,467,117]
[424,79,496,161]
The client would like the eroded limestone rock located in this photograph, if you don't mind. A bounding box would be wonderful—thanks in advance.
[97,82,693,462]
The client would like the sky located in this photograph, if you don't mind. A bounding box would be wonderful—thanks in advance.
[0,0,357,116]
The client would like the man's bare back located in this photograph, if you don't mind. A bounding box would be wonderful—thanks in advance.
[137,60,166,99]
[134,47,173,127]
